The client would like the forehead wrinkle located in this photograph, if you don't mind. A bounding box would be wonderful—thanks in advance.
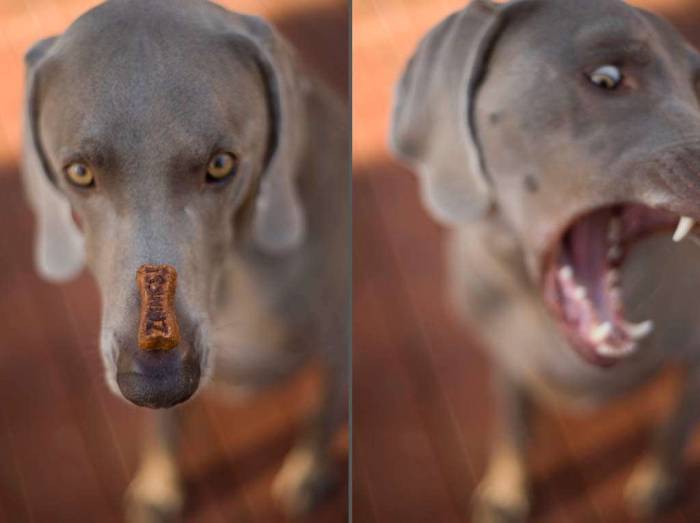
[572,15,652,66]
[575,18,638,41]
[81,54,255,156]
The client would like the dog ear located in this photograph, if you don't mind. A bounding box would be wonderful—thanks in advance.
[22,36,86,282]
[390,0,525,225]
[237,16,307,254]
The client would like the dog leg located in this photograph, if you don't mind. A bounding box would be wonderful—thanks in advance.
[125,409,184,523]
[273,358,346,516]
[625,367,700,518]
[473,371,533,523]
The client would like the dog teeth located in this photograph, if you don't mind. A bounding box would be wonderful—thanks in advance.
[573,286,587,300]
[596,341,637,358]
[559,266,574,281]
[623,320,654,340]
[607,269,620,287]
[596,344,635,358]
[673,216,695,242]
[595,342,620,357]
[591,321,613,343]
[608,217,622,243]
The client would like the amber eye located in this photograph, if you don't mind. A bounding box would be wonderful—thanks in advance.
[589,65,623,90]
[206,152,238,182]
[65,162,94,187]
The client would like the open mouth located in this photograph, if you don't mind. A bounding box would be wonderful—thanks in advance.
[543,204,696,367]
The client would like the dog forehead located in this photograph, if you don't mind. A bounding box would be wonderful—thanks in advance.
[521,0,687,51]
[48,0,262,106]
[42,46,262,129]
[38,5,267,163]
[506,1,640,45]
[62,0,235,45]
[50,0,259,94]
[486,0,696,78]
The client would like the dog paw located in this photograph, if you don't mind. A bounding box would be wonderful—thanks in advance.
[124,465,184,523]
[625,460,679,519]
[472,476,530,523]
[272,448,337,517]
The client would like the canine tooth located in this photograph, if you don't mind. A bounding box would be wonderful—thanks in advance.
[559,266,574,281]
[591,321,613,343]
[608,217,622,242]
[596,341,636,358]
[573,286,587,300]
[624,320,654,340]
[607,269,620,287]
[673,216,695,242]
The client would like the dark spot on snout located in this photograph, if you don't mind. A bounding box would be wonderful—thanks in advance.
[524,174,539,193]
[489,111,502,125]
[116,341,200,408]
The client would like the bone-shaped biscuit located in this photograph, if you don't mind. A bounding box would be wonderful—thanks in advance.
[136,264,180,350]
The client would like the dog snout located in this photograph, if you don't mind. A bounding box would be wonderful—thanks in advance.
[116,338,200,408]
[112,263,202,408]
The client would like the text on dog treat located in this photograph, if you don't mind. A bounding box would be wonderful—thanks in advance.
[136,264,180,350]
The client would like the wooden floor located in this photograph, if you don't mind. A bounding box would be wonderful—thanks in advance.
[352,1,700,522]
[0,0,347,522]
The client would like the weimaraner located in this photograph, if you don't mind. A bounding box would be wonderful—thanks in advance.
[22,0,348,520]
[392,0,700,520]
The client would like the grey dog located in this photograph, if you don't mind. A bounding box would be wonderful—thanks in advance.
[22,0,348,519]
[392,0,700,520]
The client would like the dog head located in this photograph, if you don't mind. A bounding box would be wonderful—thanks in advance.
[23,0,308,407]
[391,0,700,366]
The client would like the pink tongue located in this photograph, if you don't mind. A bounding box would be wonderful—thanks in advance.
[566,209,615,322]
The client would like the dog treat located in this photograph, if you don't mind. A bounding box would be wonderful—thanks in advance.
[136,264,180,350]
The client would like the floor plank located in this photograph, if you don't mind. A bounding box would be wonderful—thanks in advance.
[353,177,463,522]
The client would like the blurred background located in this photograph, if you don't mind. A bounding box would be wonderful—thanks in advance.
[0,0,347,522]
[353,1,700,522]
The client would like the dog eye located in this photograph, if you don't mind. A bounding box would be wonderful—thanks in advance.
[206,152,238,182]
[589,65,622,90]
[65,162,95,187]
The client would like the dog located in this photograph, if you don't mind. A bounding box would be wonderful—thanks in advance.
[391,0,700,520]
[21,0,348,520]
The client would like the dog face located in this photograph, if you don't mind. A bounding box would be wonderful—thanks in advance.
[391,0,700,367]
[23,0,307,408]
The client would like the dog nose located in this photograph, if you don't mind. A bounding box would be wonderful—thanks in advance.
[116,341,200,408]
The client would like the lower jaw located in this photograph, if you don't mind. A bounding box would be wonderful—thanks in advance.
[563,329,636,368]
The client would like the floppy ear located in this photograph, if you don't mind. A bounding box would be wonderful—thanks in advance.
[237,16,307,254]
[22,36,86,282]
[390,0,525,225]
